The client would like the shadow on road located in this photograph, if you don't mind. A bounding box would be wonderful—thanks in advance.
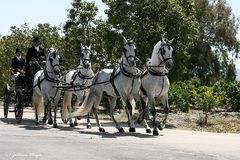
[1,117,165,138]
[78,130,163,138]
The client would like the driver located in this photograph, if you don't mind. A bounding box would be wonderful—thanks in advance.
[25,36,46,90]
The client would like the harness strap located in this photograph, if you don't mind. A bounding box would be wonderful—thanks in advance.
[110,68,120,96]
[44,69,60,83]
[120,62,141,79]
[71,71,77,86]
[148,67,168,76]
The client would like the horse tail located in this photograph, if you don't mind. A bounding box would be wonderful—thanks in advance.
[70,91,96,118]
[33,91,44,115]
[62,92,71,120]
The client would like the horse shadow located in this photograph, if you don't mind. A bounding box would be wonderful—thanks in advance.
[0,117,51,130]
[76,121,164,138]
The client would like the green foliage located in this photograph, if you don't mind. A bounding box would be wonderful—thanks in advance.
[193,86,224,124]
[169,78,200,112]
[213,80,240,111]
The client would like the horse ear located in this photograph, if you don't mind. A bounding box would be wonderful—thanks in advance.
[89,44,91,50]
[133,38,136,42]
[123,36,127,44]
[168,38,174,44]
[81,43,83,50]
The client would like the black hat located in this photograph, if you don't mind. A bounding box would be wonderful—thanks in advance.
[33,36,40,42]
[15,48,21,53]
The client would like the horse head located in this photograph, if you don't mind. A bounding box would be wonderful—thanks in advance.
[47,47,61,75]
[156,37,174,69]
[123,37,136,67]
[81,44,92,69]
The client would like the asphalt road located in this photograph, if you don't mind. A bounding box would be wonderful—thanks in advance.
[0,105,240,160]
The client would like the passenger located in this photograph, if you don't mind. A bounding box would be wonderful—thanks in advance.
[11,48,25,81]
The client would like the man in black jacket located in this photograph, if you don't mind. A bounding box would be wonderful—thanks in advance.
[12,48,25,74]
[25,36,46,90]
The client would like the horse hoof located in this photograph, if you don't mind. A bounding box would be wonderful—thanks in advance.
[48,119,53,125]
[129,127,136,132]
[53,123,58,128]
[99,128,105,132]
[118,128,125,132]
[74,122,78,126]
[137,118,143,124]
[77,116,81,120]
[153,130,159,136]
[70,123,74,127]
[42,117,47,123]
[146,129,152,133]
[62,119,68,124]
[87,124,92,129]
[35,122,39,126]
[158,124,164,130]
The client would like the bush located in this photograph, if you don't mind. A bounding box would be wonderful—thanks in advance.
[213,81,240,111]
[169,77,200,112]
[193,86,224,125]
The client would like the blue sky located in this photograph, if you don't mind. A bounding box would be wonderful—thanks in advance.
[0,0,239,68]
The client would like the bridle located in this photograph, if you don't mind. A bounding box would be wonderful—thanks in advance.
[81,48,91,68]
[44,51,61,83]
[123,41,136,66]
[157,43,173,65]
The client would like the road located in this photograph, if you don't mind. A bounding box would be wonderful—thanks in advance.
[0,105,240,160]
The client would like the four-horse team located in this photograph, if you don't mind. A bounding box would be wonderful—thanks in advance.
[5,35,174,136]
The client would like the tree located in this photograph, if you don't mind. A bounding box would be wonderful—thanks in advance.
[63,0,98,69]
[187,0,239,85]
[103,0,200,81]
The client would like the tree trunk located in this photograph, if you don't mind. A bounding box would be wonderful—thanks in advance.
[204,112,208,125]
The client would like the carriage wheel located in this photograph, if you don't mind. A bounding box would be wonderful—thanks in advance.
[3,87,10,118]
[15,92,23,123]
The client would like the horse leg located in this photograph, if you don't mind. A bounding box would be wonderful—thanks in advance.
[86,112,91,129]
[159,94,170,130]
[92,95,105,132]
[73,92,83,127]
[108,97,124,132]
[42,98,49,123]
[53,90,61,128]
[122,95,136,132]
[138,96,151,133]
[47,98,53,125]
[149,95,158,136]
[35,103,39,126]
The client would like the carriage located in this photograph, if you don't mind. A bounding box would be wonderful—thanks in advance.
[3,61,44,123]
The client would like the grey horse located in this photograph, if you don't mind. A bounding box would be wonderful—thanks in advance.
[61,44,94,127]
[71,37,142,132]
[32,48,62,127]
[139,37,174,135]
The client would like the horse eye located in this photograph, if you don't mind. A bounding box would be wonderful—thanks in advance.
[162,49,166,55]
[134,49,137,54]
[172,50,176,55]
[123,48,127,53]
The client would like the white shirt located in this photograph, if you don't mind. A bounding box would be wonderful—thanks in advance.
[16,56,22,61]
[35,46,40,52]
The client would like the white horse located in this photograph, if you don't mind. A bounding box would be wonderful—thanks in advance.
[61,44,94,127]
[71,37,142,132]
[32,48,62,127]
[139,37,174,135]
